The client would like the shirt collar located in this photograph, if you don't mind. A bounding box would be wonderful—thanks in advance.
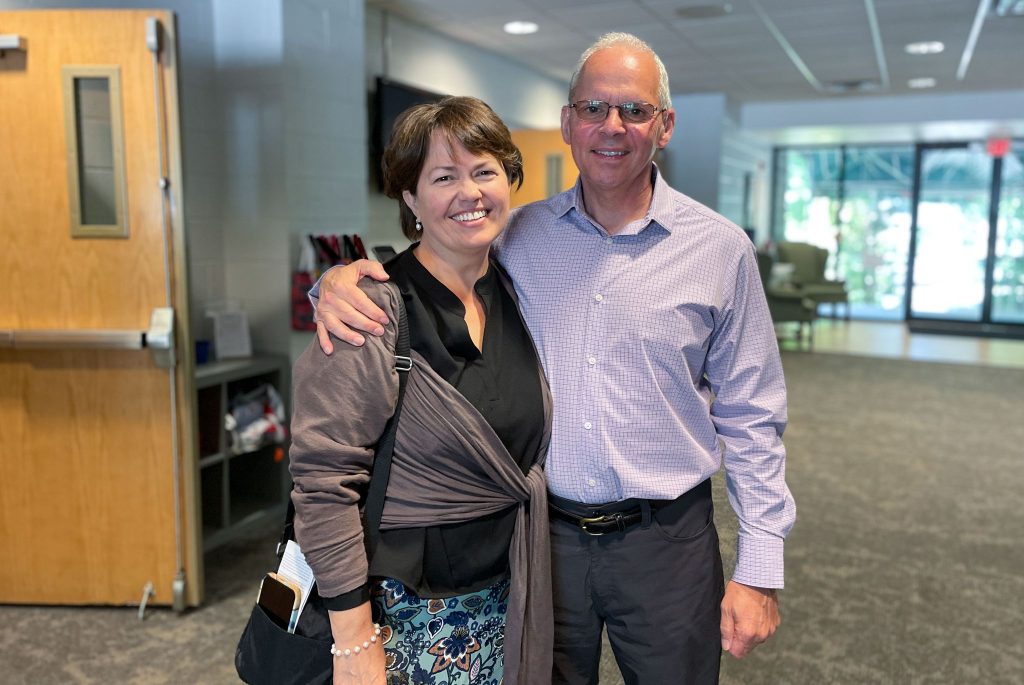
[394,247,499,362]
[553,164,674,236]
[401,246,498,316]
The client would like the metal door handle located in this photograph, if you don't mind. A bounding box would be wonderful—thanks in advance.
[0,307,176,368]
[2,329,145,349]
[146,307,175,368]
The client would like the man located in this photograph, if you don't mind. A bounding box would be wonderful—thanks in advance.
[313,32,795,685]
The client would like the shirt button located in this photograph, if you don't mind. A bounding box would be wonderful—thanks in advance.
[583,421,592,430]
[587,356,597,365]
[594,293,603,302]
[587,478,597,487]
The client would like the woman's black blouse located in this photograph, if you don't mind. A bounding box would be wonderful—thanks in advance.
[322,247,544,610]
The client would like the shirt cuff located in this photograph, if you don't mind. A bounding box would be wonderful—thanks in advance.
[731,534,785,589]
[306,265,342,308]
[320,584,370,611]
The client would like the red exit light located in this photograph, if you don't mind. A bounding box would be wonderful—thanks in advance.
[987,138,1011,158]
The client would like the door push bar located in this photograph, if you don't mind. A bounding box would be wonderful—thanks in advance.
[0,307,176,369]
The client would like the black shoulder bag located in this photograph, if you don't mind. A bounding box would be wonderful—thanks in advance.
[235,300,412,685]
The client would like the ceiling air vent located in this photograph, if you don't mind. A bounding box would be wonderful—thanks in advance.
[823,79,880,95]
[675,3,733,20]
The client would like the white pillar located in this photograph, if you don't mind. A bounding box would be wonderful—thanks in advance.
[662,93,727,211]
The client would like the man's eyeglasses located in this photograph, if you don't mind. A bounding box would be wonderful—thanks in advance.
[569,100,666,124]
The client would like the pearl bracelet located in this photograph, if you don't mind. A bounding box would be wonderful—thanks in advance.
[330,623,382,658]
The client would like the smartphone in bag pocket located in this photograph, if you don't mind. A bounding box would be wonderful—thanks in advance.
[256,572,301,633]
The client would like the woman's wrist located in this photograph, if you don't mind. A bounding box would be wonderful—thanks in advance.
[330,623,383,657]
[328,602,375,646]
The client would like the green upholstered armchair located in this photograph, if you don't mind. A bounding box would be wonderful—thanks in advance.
[756,250,817,347]
[775,241,850,318]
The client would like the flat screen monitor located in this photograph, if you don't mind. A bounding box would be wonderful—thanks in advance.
[371,78,446,189]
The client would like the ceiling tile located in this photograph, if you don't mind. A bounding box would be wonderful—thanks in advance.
[366,0,1024,104]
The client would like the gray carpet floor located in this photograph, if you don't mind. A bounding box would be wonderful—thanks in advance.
[2,351,1022,684]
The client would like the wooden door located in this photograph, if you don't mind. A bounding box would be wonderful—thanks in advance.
[510,128,577,206]
[0,10,200,607]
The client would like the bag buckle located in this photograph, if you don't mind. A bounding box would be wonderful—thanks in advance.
[394,355,412,372]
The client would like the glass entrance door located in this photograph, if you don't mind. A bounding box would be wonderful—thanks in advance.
[773,145,914,319]
[909,144,993,321]
[839,146,914,319]
[993,143,1024,324]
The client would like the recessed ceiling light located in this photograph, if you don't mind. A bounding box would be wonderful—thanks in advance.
[904,41,944,55]
[908,77,937,89]
[676,3,733,19]
[503,21,538,35]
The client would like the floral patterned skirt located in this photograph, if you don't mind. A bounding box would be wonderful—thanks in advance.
[370,576,509,685]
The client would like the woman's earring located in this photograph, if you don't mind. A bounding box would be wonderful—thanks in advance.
[415,218,423,232]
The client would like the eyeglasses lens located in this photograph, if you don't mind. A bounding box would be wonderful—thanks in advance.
[573,101,658,124]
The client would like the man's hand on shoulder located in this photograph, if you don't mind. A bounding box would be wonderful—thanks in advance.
[720,580,780,659]
[315,259,391,354]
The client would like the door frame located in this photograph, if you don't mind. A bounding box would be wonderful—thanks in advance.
[162,12,204,608]
[905,141,1024,338]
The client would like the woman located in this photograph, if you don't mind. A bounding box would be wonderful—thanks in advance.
[289,96,552,685]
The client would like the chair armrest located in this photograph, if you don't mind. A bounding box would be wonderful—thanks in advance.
[767,284,804,298]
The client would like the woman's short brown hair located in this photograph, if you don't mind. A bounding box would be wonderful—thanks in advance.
[382,96,524,241]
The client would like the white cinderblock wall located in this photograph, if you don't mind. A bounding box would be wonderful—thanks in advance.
[282,0,368,359]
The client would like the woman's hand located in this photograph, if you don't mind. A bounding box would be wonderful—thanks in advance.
[315,260,391,353]
[329,604,387,685]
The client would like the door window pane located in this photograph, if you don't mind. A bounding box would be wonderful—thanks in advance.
[911,145,992,321]
[775,148,841,251]
[75,77,117,225]
[993,143,1024,324]
[839,147,914,319]
[775,146,914,319]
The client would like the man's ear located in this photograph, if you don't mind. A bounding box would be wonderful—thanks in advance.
[560,105,572,145]
[402,189,417,215]
[657,108,676,150]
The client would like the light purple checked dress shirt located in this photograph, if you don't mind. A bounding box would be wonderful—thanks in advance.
[492,166,796,589]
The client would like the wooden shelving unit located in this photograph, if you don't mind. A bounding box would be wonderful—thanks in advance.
[195,355,290,552]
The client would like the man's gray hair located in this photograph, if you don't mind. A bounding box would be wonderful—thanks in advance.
[568,32,671,109]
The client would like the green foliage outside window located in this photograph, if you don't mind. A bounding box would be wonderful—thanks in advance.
[993,146,1024,323]
[775,146,913,319]
[775,143,1024,323]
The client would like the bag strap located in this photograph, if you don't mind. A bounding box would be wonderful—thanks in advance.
[278,296,411,558]
[362,296,411,556]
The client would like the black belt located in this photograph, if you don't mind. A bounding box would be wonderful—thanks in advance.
[548,480,712,536]
[548,506,646,535]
